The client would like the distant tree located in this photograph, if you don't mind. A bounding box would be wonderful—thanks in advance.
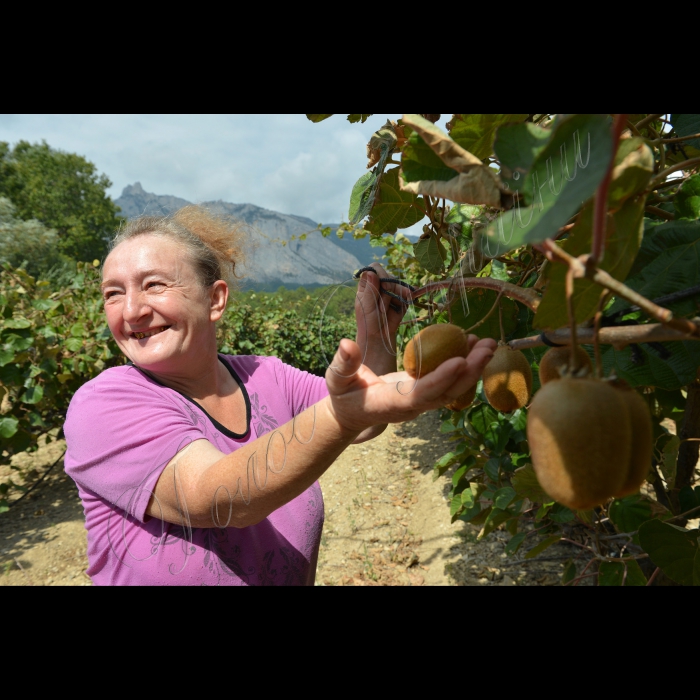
[0,197,68,277]
[0,140,121,262]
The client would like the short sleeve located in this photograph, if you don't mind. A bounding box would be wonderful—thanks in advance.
[269,358,329,416]
[64,367,211,523]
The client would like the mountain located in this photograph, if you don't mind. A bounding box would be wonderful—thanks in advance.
[114,183,387,291]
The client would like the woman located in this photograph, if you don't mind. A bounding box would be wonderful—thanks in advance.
[64,206,496,585]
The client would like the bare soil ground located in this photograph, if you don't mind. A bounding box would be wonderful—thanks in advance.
[1,411,581,586]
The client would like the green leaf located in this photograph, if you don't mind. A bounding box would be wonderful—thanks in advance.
[598,559,647,586]
[505,532,527,556]
[445,204,483,224]
[674,174,700,220]
[22,384,44,404]
[601,339,700,390]
[607,138,654,209]
[347,114,372,124]
[670,114,700,150]
[65,337,83,352]
[402,131,459,183]
[0,416,19,439]
[626,218,700,280]
[493,486,516,510]
[478,508,513,539]
[534,196,646,329]
[450,493,464,518]
[348,170,377,224]
[449,114,528,161]
[434,451,460,470]
[468,403,498,436]
[3,318,31,329]
[413,236,445,274]
[524,535,561,559]
[481,114,613,258]
[306,114,333,123]
[609,495,653,533]
[70,322,86,337]
[494,121,551,193]
[511,465,550,503]
[0,348,14,366]
[451,289,519,340]
[611,219,700,317]
[364,168,425,235]
[548,504,575,523]
[638,519,700,586]
[561,559,577,584]
[660,435,680,489]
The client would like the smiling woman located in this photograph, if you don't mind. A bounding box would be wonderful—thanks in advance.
[63,205,496,586]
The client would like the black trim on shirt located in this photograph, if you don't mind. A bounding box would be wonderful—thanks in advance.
[126,355,252,440]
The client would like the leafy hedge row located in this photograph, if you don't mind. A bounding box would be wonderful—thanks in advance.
[0,262,355,510]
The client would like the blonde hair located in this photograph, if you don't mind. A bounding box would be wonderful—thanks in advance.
[109,205,246,289]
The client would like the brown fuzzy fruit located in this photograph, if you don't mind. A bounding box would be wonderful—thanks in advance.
[527,377,631,510]
[539,346,593,385]
[482,345,532,413]
[404,323,470,379]
[446,384,477,412]
[610,381,653,498]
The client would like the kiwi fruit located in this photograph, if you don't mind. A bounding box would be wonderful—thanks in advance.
[446,383,477,412]
[538,346,593,385]
[609,380,653,498]
[527,377,631,510]
[482,345,532,413]
[404,323,470,379]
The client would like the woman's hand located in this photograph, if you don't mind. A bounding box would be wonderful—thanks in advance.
[354,263,409,379]
[324,335,496,436]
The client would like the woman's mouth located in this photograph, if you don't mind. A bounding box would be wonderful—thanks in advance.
[131,326,171,340]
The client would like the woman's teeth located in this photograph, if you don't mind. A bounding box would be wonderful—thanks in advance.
[133,326,169,340]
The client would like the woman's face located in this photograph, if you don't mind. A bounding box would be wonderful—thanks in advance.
[101,234,227,373]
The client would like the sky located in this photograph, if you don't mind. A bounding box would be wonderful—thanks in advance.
[0,114,423,227]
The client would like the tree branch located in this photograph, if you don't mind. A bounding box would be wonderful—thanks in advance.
[413,277,541,312]
[508,323,700,351]
[648,156,700,189]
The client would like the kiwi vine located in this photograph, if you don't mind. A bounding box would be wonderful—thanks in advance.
[309,113,700,586]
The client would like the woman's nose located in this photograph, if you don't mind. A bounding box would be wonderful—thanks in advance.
[123,289,151,323]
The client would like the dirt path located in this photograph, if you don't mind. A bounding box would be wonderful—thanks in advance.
[1,412,576,586]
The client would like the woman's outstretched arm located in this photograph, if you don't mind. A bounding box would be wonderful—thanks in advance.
[146,336,496,529]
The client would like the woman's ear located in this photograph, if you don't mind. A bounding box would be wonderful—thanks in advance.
[209,280,229,321]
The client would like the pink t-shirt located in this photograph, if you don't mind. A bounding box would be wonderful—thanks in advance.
[64,355,329,586]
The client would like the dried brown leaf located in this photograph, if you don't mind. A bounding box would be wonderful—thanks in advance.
[400,168,502,208]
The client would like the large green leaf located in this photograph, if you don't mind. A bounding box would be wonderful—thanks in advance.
[402,132,459,183]
[511,465,550,503]
[626,219,699,279]
[364,168,425,235]
[674,174,700,220]
[348,171,378,224]
[670,114,700,150]
[0,416,19,439]
[413,236,445,274]
[609,495,653,533]
[602,338,700,390]
[638,519,700,585]
[608,218,700,318]
[450,288,519,339]
[449,114,529,161]
[534,196,646,330]
[598,559,647,586]
[607,138,654,209]
[494,122,551,193]
[481,114,613,258]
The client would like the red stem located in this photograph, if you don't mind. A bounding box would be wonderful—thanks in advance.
[591,114,628,264]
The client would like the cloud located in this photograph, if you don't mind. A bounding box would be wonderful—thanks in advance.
[0,113,422,225]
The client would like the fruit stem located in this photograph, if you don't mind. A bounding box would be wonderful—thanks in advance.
[498,298,506,344]
[590,114,628,265]
[592,290,609,379]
